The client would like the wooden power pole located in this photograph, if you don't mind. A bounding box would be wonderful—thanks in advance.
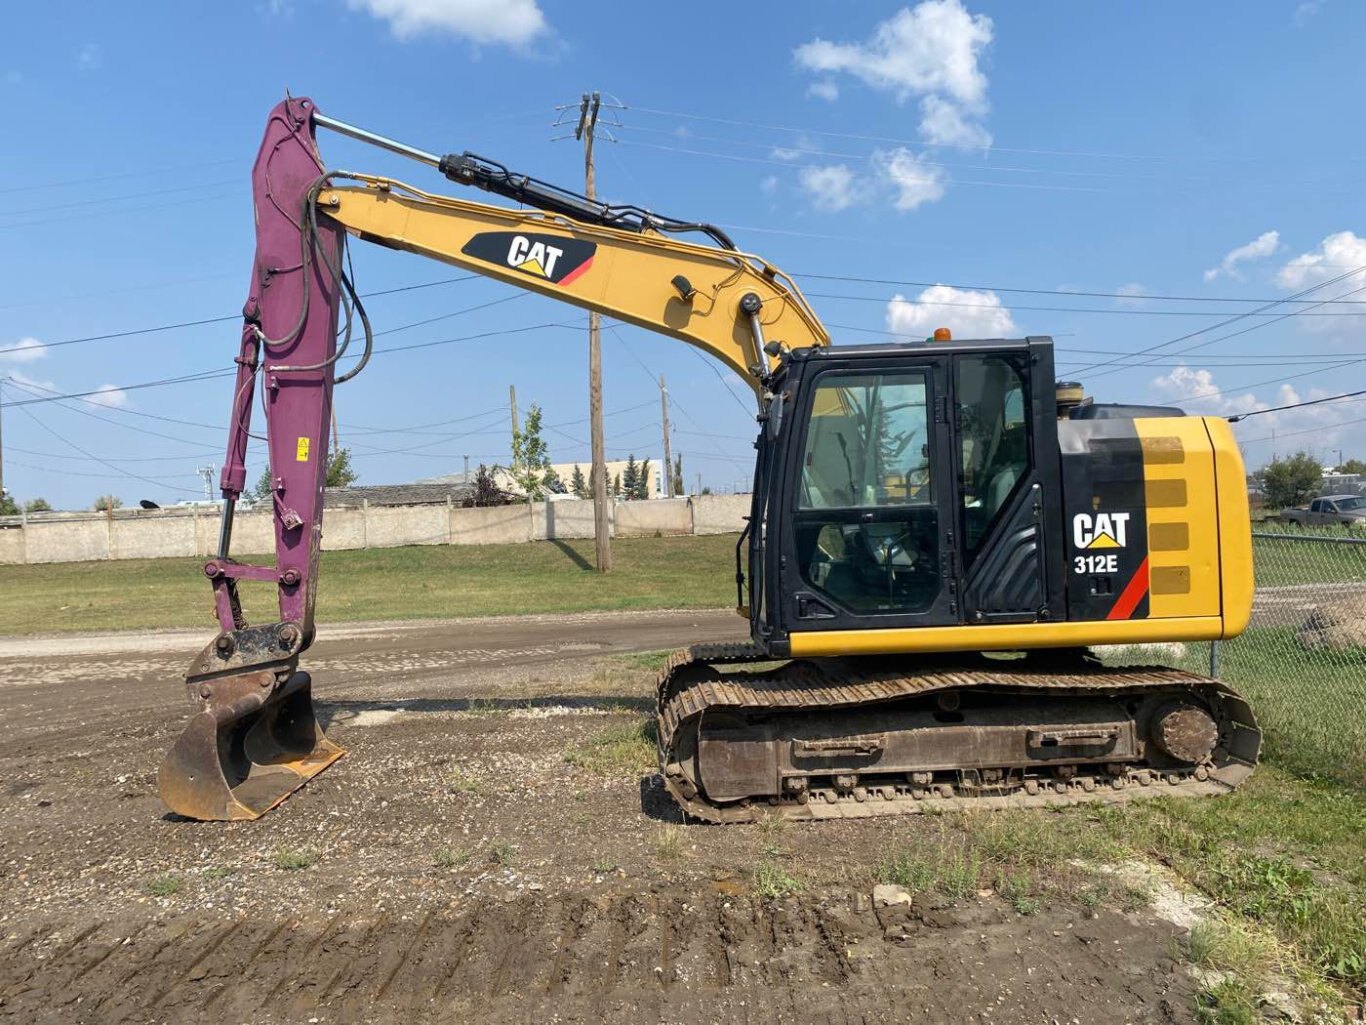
[659,374,674,499]
[577,92,611,570]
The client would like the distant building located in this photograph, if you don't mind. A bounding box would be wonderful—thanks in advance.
[325,482,473,508]
[424,458,666,499]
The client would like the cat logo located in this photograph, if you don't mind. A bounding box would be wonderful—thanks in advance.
[460,231,596,286]
[1073,511,1130,550]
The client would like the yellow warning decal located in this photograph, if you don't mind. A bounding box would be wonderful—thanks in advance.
[296,437,311,462]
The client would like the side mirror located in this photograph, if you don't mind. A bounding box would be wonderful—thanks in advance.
[766,391,785,441]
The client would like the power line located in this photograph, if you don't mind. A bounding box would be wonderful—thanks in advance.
[1227,389,1366,423]
[808,290,1366,318]
[0,274,485,358]
[795,272,1366,306]
[1073,266,1366,378]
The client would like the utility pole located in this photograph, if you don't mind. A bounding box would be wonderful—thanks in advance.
[509,384,519,468]
[577,91,611,570]
[0,379,6,508]
[463,454,470,484]
[659,374,674,499]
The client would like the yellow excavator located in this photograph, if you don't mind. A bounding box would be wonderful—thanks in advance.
[158,96,1259,822]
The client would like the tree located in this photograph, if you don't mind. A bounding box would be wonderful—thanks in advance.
[1337,458,1366,475]
[570,463,588,499]
[635,457,652,500]
[0,492,17,517]
[253,465,273,502]
[1257,451,1322,509]
[509,402,555,500]
[94,495,123,512]
[23,497,51,513]
[612,472,622,498]
[325,447,358,488]
[671,454,683,497]
[622,455,639,501]
[466,464,514,507]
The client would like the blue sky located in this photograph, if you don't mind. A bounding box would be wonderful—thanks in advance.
[3,0,1365,510]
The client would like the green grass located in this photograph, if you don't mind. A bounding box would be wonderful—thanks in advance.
[0,534,739,635]
[752,859,803,900]
[489,840,514,866]
[433,845,469,869]
[563,718,657,778]
[881,769,1365,999]
[271,847,316,871]
[1217,627,1366,787]
[142,873,183,897]
[1252,531,1366,587]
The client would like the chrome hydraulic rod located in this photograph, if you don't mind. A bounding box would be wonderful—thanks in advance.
[313,112,441,168]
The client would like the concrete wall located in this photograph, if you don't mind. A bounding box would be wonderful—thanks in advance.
[0,495,749,566]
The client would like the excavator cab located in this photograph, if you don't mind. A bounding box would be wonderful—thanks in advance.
[744,339,1061,652]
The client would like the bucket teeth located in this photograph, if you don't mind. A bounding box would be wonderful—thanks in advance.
[158,669,344,821]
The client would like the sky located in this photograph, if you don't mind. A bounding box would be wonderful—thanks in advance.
[2,0,1365,510]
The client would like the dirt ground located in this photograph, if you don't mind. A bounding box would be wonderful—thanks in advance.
[0,610,1200,1024]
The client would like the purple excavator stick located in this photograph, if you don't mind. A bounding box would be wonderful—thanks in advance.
[158,97,346,820]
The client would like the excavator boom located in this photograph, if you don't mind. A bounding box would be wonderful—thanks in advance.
[157,96,827,820]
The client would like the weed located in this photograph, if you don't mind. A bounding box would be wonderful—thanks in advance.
[202,866,235,880]
[445,768,490,796]
[878,850,936,893]
[591,858,619,874]
[997,870,1039,914]
[937,850,983,902]
[272,846,315,871]
[623,650,672,672]
[434,846,468,869]
[753,859,802,900]
[1195,978,1258,1025]
[655,825,684,862]
[465,699,507,717]
[564,719,656,777]
[489,840,514,866]
[143,873,183,897]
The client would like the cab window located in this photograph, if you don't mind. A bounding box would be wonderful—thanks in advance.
[793,371,940,614]
[955,355,1031,561]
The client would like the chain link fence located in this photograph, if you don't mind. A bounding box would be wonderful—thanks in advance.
[1106,528,1366,787]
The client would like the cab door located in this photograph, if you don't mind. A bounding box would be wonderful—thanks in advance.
[776,355,961,634]
[950,349,1063,624]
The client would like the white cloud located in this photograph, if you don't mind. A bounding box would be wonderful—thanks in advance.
[874,147,948,210]
[794,1,993,148]
[76,43,101,71]
[1295,0,1323,25]
[1277,231,1366,290]
[806,80,840,102]
[347,0,547,45]
[1114,283,1150,308]
[0,337,46,364]
[770,147,803,163]
[887,284,1017,340]
[759,175,778,195]
[1151,365,1361,459]
[797,165,866,212]
[1203,230,1280,282]
[89,385,129,409]
[918,94,991,148]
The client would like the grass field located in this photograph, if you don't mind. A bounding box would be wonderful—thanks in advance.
[881,767,1366,1015]
[0,534,739,635]
[1252,531,1366,587]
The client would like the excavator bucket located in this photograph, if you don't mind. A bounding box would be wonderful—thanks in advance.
[158,667,344,821]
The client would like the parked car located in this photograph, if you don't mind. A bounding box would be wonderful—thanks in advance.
[1279,494,1366,527]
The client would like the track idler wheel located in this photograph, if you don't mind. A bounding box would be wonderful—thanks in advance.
[158,625,344,820]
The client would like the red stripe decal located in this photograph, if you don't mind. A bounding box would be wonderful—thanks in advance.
[556,254,594,287]
[1107,556,1150,620]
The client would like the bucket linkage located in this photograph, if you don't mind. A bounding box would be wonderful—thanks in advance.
[158,622,344,821]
